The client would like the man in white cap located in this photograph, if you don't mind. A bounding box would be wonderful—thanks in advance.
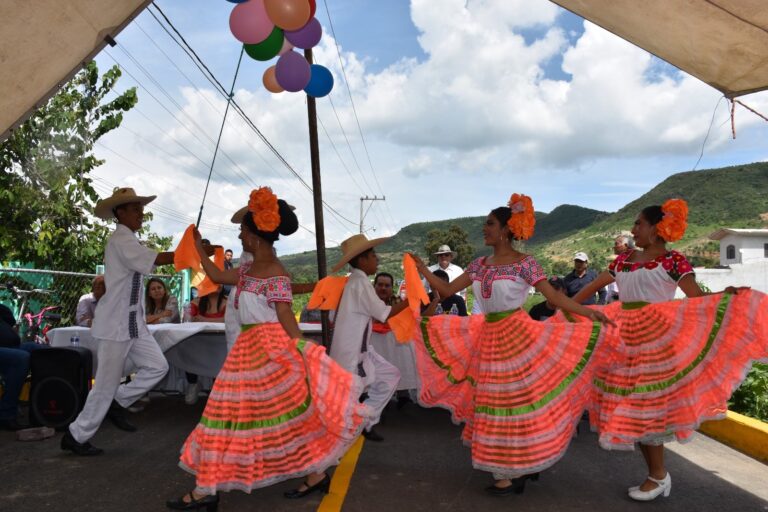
[61,187,208,456]
[330,234,410,441]
[428,245,465,298]
[563,251,606,306]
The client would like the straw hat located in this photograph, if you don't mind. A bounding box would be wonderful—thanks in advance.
[94,187,156,219]
[231,203,296,224]
[433,244,457,258]
[331,234,389,273]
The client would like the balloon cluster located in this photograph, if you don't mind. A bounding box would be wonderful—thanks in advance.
[227,0,334,97]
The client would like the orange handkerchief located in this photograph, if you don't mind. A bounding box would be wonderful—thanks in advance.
[173,224,199,272]
[196,247,225,297]
[388,308,417,343]
[403,253,429,316]
[307,276,348,310]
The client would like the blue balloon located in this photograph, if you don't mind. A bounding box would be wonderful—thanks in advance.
[303,64,334,98]
[226,0,248,3]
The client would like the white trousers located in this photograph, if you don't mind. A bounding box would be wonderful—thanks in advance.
[69,335,169,443]
[360,348,400,430]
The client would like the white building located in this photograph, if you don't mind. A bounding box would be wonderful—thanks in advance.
[681,228,768,295]
[710,228,768,265]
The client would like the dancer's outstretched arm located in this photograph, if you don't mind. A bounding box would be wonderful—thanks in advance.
[409,253,471,299]
[275,301,303,339]
[193,228,238,285]
[538,279,615,326]
[571,271,614,304]
[677,274,747,298]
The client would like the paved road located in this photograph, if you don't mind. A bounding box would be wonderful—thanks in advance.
[1,395,766,511]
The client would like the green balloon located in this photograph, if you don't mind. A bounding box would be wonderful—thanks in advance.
[244,27,284,62]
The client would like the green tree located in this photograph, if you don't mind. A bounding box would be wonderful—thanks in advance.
[0,61,154,272]
[424,224,474,267]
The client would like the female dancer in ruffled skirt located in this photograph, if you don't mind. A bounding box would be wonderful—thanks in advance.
[411,193,616,495]
[167,189,371,511]
[571,199,768,501]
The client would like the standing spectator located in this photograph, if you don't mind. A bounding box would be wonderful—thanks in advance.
[564,252,606,305]
[76,276,106,327]
[428,245,465,299]
[145,278,180,324]
[222,249,234,295]
[605,235,635,304]
[0,304,32,430]
[528,277,567,321]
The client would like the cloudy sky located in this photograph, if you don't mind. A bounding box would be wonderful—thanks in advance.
[91,0,768,256]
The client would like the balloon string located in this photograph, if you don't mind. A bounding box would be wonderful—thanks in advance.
[196,46,245,227]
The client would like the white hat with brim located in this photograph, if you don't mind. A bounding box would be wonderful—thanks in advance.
[574,251,589,262]
[433,244,457,258]
[231,203,296,224]
[331,234,389,273]
[94,187,156,220]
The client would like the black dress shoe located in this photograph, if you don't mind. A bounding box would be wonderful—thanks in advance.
[166,492,219,511]
[284,473,331,499]
[485,473,539,496]
[107,401,137,432]
[60,430,104,456]
[362,427,384,442]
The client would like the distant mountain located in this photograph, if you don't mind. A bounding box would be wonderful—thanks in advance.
[283,162,768,279]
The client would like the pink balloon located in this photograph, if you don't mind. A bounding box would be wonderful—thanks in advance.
[278,38,294,56]
[229,0,274,44]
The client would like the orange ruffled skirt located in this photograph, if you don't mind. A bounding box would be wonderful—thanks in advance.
[413,309,613,478]
[179,323,369,494]
[590,290,768,449]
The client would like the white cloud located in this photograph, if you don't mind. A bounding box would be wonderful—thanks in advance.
[91,0,768,257]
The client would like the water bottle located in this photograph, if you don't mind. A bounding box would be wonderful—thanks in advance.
[70,334,80,347]
[435,304,444,315]
[449,303,459,316]
[182,302,192,323]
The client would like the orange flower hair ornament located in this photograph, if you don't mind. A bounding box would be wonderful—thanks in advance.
[248,187,280,232]
[656,198,688,242]
[507,193,535,240]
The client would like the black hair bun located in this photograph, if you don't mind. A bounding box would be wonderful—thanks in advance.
[277,200,299,236]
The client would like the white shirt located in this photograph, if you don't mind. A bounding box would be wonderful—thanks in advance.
[91,224,157,342]
[76,293,98,327]
[330,268,391,373]
[427,262,465,298]
[466,256,546,314]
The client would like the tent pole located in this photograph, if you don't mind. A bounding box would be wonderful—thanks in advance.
[304,48,330,348]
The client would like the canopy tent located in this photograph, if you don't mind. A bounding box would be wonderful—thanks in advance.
[551,0,768,98]
[0,0,151,142]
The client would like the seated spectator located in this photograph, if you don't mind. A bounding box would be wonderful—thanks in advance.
[145,278,180,324]
[190,286,227,322]
[76,275,105,327]
[0,304,44,430]
[529,276,567,321]
[422,269,468,316]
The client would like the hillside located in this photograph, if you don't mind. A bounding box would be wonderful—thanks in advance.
[283,162,768,279]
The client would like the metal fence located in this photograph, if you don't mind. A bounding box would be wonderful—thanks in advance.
[0,267,186,339]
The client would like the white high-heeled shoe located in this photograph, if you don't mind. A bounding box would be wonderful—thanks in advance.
[628,473,671,501]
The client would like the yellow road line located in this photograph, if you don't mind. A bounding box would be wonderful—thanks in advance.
[317,436,365,512]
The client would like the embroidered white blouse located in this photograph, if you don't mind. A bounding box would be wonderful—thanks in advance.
[466,256,546,314]
[608,250,695,304]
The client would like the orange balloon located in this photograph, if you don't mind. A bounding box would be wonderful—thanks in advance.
[263,66,284,93]
[264,0,311,31]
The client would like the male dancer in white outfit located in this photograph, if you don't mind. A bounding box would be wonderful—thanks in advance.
[330,235,409,442]
[61,188,209,456]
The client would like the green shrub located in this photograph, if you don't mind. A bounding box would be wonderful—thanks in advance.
[729,363,768,422]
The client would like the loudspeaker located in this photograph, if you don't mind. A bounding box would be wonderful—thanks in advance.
[30,347,92,429]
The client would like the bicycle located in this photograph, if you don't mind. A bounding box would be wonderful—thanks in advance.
[0,282,61,344]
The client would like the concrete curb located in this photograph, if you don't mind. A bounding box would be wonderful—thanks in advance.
[699,411,768,464]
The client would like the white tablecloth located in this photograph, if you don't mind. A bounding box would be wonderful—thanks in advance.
[47,324,227,382]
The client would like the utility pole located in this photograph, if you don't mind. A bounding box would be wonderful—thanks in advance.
[304,48,330,348]
[359,195,385,234]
